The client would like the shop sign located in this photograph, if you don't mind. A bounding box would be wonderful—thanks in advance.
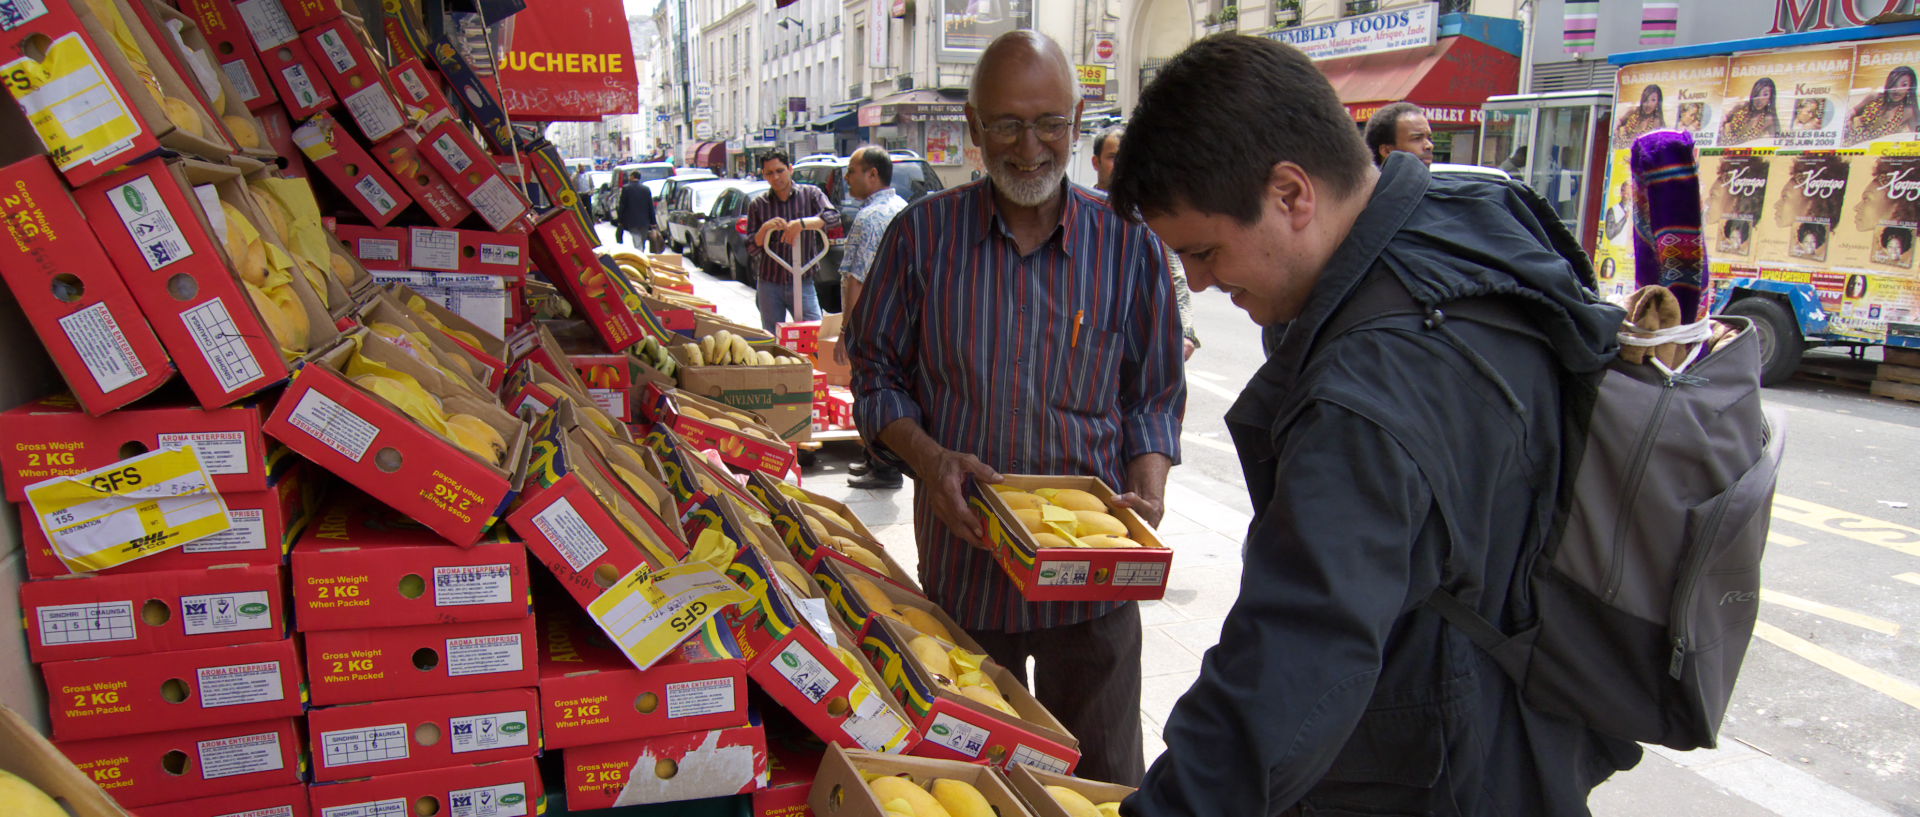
[1094,35,1116,64]
[901,102,968,122]
[1077,65,1109,101]
[1345,102,1482,125]
[1266,3,1437,60]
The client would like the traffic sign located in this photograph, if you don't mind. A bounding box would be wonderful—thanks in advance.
[1095,36,1116,63]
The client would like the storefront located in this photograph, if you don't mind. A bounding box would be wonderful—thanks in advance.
[691,140,727,173]
[858,90,974,186]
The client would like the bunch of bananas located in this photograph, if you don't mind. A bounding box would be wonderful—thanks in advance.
[634,335,679,379]
[864,773,996,817]
[346,334,508,467]
[1045,786,1124,817]
[682,329,805,367]
[995,486,1145,549]
[218,201,309,360]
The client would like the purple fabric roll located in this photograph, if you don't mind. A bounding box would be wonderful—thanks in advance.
[1630,130,1708,322]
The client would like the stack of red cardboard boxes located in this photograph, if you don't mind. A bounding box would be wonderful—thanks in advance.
[291,496,545,816]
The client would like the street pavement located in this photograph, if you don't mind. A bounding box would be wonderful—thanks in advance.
[603,225,1920,815]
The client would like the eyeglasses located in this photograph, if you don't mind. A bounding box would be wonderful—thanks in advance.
[981,116,1074,144]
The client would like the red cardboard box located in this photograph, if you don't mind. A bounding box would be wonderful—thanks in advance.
[419,118,530,231]
[305,615,538,705]
[537,600,748,749]
[233,0,336,119]
[176,0,279,111]
[255,104,304,177]
[21,467,313,578]
[370,131,475,227]
[263,328,524,547]
[335,224,529,277]
[753,730,826,817]
[309,688,539,781]
[21,564,287,663]
[301,17,404,142]
[58,717,304,808]
[134,783,311,817]
[389,283,511,389]
[0,152,172,416]
[809,744,1039,817]
[663,390,798,479]
[562,720,768,810]
[43,638,307,741]
[126,0,275,163]
[292,498,530,631]
[968,475,1173,602]
[532,212,642,352]
[279,0,342,31]
[1006,765,1137,817]
[777,321,820,357]
[387,58,453,121]
[292,112,410,226]
[308,758,542,817]
[0,394,275,502]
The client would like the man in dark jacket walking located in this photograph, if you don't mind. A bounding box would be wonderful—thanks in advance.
[1107,35,1641,815]
[616,178,654,248]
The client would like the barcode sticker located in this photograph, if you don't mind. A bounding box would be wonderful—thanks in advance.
[666,677,737,719]
[530,497,607,571]
[158,431,249,475]
[433,564,513,607]
[287,389,379,462]
[354,174,400,215]
[221,60,261,103]
[197,729,284,779]
[445,633,523,677]
[57,302,146,393]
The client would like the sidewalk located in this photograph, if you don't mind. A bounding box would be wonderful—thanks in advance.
[598,227,1880,817]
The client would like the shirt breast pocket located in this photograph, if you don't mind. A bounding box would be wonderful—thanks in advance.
[1049,326,1124,417]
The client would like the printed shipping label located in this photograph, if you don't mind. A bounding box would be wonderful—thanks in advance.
[180,299,267,393]
[772,640,837,704]
[430,134,472,172]
[57,302,146,393]
[529,497,606,571]
[322,799,407,817]
[26,446,231,572]
[197,660,285,708]
[1008,744,1073,774]
[232,0,297,49]
[433,564,513,607]
[198,730,285,779]
[1112,561,1168,587]
[450,782,528,817]
[479,243,521,266]
[320,723,409,767]
[184,509,268,553]
[107,176,192,270]
[281,65,323,111]
[214,807,294,817]
[354,174,399,215]
[447,710,530,753]
[314,30,355,72]
[410,229,460,271]
[1035,560,1090,586]
[221,60,261,103]
[3,35,141,171]
[468,176,525,230]
[395,69,429,104]
[925,712,990,758]
[344,86,402,140]
[665,677,737,719]
[445,633,523,677]
[158,431,249,475]
[37,600,136,645]
[0,0,51,29]
[287,389,379,462]
[844,697,913,752]
[357,237,401,262]
[586,563,749,671]
[179,590,272,635]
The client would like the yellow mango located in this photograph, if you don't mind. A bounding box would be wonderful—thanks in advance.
[1046,786,1102,817]
[1044,488,1107,513]
[1013,508,1045,532]
[998,491,1044,511]
[1073,511,1129,537]
[897,606,954,642]
[1080,534,1143,549]
[843,543,888,575]
[1032,532,1074,549]
[224,114,263,149]
[929,779,993,817]
[161,96,203,138]
[908,635,955,680]
[845,573,893,611]
[868,777,949,817]
[959,684,1019,717]
[445,413,506,466]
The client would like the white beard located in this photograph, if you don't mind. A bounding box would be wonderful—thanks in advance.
[988,156,1066,207]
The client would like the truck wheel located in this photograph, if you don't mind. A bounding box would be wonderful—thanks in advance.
[1724,296,1804,386]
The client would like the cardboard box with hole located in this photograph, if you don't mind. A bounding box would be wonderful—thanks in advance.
[254,103,304,177]
[812,558,956,646]
[532,212,643,352]
[139,782,311,817]
[299,15,403,143]
[304,614,538,705]
[382,281,511,388]
[175,0,278,112]
[236,1,335,119]
[351,291,494,397]
[966,475,1174,603]
[421,32,517,154]
[721,537,919,755]
[659,388,798,479]
[814,313,850,386]
[21,459,315,578]
[504,358,632,444]
[418,117,531,232]
[802,529,921,599]
[0,704,124,817]
[387,57,452,121]
[21,563,286,663]
[669,341,816,444]
[369,129,476,227]
[862,615,1079,774]
[508,405,688,611]
[0,152,174,416]
[808,744,1039,817]
[128,0,276,162]
[752,727,826,817]
[308,757,542,817]
[0,394,277,501]
[291,496,529,631]
[562,718,768,810]
[262,326,526,547]
[277,0,341,31]
[537,598,749,750]
[308,687,538,782]
[1004,763,1136,817]
[336,224,528,293]
[291,111,411,226]
[57,716,303,807]
[43,637,307,741]
[507,320,590,390]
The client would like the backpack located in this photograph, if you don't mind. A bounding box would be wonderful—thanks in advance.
[1319,248,1786,753]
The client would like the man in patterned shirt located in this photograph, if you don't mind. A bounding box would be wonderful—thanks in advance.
[839,145,910,490]
[746,151,842,333]
[1093,126,1200,360]
[849,31,1185,785]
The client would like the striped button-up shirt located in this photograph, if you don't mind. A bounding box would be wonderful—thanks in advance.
[843,188,907,283]
[848,179,1186,633]
[745,183,841,286]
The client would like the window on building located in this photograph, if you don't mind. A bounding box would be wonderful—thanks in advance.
[1271,0,1301,27]
[1437,0,1470,12]
[1343,0,1378,15]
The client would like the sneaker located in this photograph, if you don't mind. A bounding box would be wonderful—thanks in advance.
[847,470,903,490]
[848,459,871,476]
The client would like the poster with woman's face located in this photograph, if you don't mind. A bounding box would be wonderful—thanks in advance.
[1616,57,1726,148]
[1844,38,1920,146]
[1723,46,1855,149]
[1832,149,1920,272]
[1701,148,1771,260]
[1758,151,1851,264]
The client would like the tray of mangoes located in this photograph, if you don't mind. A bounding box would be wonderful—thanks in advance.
[983,476,1167,552]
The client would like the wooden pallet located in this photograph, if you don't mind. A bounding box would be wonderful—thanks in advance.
[1794,358,1876,391]
[1884,347,1920,368]
[1878,363,1920,387]
[1871,379,1920,404]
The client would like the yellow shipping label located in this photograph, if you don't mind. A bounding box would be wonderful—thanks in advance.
[586,561,748,671]
[2,33,141,171]
[25,445,232,571]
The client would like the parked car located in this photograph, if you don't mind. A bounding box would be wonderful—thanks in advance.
[585,170,614,221]
[662,179,740,253]
[696,181,771,281]
[614,161,677,187]
[653,172,719,238]
[790,150,946,311]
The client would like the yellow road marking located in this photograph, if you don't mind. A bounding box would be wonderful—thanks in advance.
[1760,589,1900,636]
[1769,531,1806,548]
[1895,573,1920,588]
[1771,495,1920,559]
[1753,621,1920,711]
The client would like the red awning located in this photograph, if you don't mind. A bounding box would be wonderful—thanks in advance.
[693,141,725,168]
[1316,35,1520,127]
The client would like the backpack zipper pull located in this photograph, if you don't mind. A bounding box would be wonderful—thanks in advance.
[1669,636,1687,680]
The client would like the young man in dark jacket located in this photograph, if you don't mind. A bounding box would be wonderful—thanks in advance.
[616,178,654,248]
[1107,35,1641,816]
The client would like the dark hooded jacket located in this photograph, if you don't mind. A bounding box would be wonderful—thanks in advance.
[1126,154,1642,816]
[618,180,655,233]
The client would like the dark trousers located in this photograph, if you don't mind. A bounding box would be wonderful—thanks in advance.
[970,602,1145,786]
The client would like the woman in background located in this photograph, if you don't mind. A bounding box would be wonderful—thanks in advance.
[1721,77,1781,145]
[1847,66,1918,144]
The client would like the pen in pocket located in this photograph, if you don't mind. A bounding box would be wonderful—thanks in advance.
[1072,310,1084,349]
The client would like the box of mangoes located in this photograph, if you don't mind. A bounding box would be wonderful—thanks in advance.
[966,475,1173,602]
